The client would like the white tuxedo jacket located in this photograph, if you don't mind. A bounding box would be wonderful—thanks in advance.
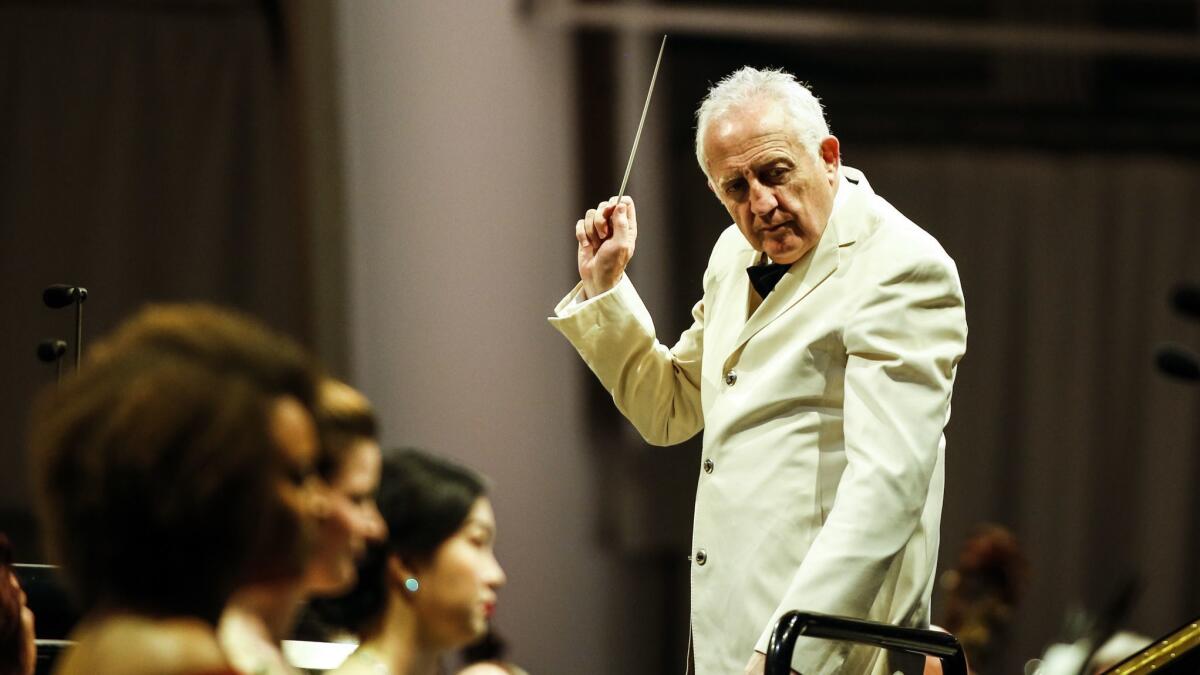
[550,167,967,674]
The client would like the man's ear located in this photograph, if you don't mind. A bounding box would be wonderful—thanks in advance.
[819,136,841,177]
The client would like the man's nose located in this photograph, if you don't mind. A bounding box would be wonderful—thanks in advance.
[749,180,777,216]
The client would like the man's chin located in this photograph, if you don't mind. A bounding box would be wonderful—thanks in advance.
[764,247,806,265]
[758,232,811,264]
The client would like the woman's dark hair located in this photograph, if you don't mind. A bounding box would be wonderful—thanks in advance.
[28,304,321,623]
[313,447,486,635]
[0,533,32,675]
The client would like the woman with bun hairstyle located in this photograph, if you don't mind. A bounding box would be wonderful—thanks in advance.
[328,448,506,675]
[219,378,387,674]
[305,379,388,597]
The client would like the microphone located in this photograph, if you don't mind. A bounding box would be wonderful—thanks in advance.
[1155,344,1200,382]
[1171,283,1200,321]
[37,339,68,384]
[42,283,89,370]
[42,284,87,309]
[36,340,67,363]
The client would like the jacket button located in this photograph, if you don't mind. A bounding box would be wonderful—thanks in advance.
[703,459,714,473]
[724,370,737,386]
[695,549,707,566]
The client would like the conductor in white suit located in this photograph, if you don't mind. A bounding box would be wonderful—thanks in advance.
[549,67,967,675]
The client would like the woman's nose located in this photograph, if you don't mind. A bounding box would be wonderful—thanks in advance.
[488,555,507,588]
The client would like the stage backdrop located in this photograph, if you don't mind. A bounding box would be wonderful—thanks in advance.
[0,0,330,553]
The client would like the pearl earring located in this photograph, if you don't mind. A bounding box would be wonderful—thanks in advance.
[404,577,420,592]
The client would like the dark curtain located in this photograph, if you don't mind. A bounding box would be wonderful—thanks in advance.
[0,0,318,557]
[846,149,1200,672]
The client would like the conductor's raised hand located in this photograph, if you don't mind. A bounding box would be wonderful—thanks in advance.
[575,196,637,299]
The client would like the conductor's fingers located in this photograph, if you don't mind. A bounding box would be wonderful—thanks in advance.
[621,196,636,237]
[591,209,605,249]
[575,219,589,248]
[596,199,613,238]
[583,208,600,248]
[608,197,636,243]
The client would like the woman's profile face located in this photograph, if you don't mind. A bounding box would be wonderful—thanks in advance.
[305,438,386,595]
[250,396,325,583]
[412,497,506,651]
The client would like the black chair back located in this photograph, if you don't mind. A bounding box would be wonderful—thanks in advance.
[766,610,968,675]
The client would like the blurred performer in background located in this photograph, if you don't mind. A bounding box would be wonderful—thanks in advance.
[305,379,388,601]
[1087,631,1153,674]
[29,305,327,675]
[324,448,506,675]
[550,67,967,675]
[220,378,387,674]
[938,524,1027,675]
[0,534,36,675]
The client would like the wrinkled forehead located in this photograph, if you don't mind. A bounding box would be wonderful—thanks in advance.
[703,101,802,170]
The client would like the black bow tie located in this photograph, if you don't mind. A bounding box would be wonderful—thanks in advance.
[746,262,792,298]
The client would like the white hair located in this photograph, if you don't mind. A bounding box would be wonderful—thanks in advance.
[694,67,830,175]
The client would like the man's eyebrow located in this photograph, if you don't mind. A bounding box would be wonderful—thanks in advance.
[721,156,793,180]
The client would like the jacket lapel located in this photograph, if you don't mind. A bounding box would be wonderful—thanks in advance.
[729,223,839,354]
[727,170,871,357]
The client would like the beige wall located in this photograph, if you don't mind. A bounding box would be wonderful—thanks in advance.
[335,2,655,671]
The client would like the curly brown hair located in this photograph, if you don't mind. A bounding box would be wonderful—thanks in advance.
[29,304,322,624]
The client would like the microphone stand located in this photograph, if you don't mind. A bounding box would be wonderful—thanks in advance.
[73,289,86,370]
[42,284,88,372]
